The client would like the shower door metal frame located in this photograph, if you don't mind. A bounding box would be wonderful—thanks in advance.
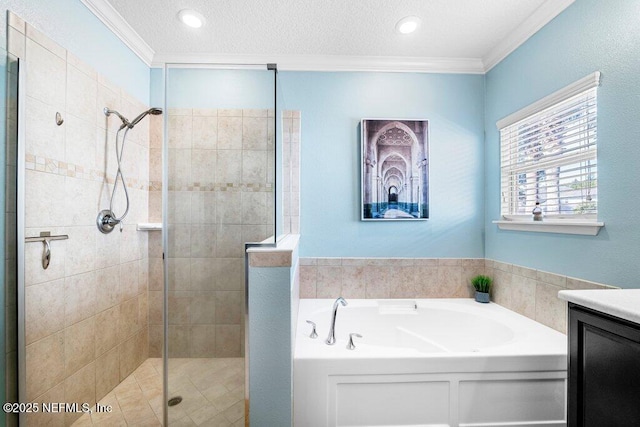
[15,55,28,426]
[162,63,279,426]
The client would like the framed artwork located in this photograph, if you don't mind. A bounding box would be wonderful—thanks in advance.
[361,119,429,220]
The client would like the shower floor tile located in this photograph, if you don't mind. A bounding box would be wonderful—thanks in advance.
[72,358,245,426]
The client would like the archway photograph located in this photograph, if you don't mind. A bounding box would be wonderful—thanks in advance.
[361,119,429,220]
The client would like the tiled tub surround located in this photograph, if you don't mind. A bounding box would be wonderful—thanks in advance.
[148,107,276,358]
[12,16,151,426]
[300,258,617,334]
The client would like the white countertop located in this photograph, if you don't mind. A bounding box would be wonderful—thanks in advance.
[558,289,640,325]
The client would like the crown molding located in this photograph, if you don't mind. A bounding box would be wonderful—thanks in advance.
[80,0,155,66]
[81,0,569,74]
[152,53,486,74]
[482,0,575,72]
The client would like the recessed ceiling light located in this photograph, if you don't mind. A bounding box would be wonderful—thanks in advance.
[395,16,421,34]
[178,9,206,28]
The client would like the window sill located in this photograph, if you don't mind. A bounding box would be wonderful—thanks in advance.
[492,219,604,236]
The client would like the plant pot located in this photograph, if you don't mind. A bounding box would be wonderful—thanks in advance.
[475,291,490,303]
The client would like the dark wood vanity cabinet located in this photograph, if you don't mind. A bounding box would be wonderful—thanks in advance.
[568,303,640,426]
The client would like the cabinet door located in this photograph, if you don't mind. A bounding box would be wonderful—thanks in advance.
[569,305,640,426]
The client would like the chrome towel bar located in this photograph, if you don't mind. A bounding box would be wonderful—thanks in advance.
[25,232,68,270]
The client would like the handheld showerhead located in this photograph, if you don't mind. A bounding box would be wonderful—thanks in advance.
[128,107,163,128]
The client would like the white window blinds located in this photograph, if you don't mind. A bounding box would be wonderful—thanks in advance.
[498,72,600,218]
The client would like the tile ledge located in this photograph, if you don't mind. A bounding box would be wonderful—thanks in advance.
[493,219,604,236]
[247,234,300,267]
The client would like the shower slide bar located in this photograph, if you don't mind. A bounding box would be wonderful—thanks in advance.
[25,231,68,270]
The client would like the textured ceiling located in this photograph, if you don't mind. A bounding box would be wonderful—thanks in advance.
[106,0,551,61]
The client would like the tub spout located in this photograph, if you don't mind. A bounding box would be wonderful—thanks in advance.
[325,297,348,345]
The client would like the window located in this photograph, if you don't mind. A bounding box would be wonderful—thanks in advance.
[498,72,600,222]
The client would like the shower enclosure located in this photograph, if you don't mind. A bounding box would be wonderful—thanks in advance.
[5,10,286,425]
[158,64,279,425]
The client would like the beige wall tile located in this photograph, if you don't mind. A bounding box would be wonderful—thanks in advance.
[27,382,65,426]
[216,191,242,224]
[119,260,139,302]
[193,116,217,150]
[216,150,242,183]
[65,317,95,376]
[215,291,243,324]
[535,282,567,333]
[215,325,241,357]
[25,279,65,345]
[168,326,190,358]
[118,335,140,380]
[365,265,391,298]
[66,64,97,124]
[191,149,216,184]
[190,258,216,291]
[95,229,121,270]
[95,347,120,402]
[190,325,216,357]
[95,305,119,357]
[25,96,65,160]
[190,225,217,258]
[64,176,100,227]
[26,23,65,59]
[25,170,66,228]
[65,226,97,276]
[316,266,342,299]
[191,191,216,224]
[492,270,514,308]
[512,264,537,279]
[148,325,163,358]
[148,291,163,325]
[168,115,193,149]
[510,277,537,319]
[242,150,267,184]
[167,258,191,291]
[190,292,217,324]
[168,292,190,325]
[217,116,242,149]
[95,265,120,313]
[65,361,96,406]
[64,271,96,327]
[26,331,65,400]
[243,117,268,150]
[119,298,140,341]
[25,38,66,107]
[299,265,317,298]
[216,225,243,258]
[216,258,244,291]
[537,270,567,288]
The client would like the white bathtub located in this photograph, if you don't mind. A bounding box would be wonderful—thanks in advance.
[294,299,567,427]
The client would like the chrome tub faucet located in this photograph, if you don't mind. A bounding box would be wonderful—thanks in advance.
[325,297,348,345]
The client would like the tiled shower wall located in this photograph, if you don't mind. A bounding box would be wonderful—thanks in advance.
[148,108,275,357]
[300,257,616,334]
[10,14,150,425]
[282,111,300,235]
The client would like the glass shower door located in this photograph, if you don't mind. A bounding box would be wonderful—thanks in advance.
[161,65,276,425]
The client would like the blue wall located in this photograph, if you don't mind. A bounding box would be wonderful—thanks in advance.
[248,264,293,426]
[484,0,640,288]
[154,69,486,258]
[280,71,485,258]
[0,0,150,103]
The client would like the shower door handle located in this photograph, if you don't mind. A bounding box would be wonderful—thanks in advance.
[25,232,68,270]
[42,239,51,269]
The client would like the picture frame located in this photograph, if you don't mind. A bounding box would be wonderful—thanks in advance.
[361,119,429,221]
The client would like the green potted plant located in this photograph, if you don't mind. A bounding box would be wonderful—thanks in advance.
[471,275,492,303]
